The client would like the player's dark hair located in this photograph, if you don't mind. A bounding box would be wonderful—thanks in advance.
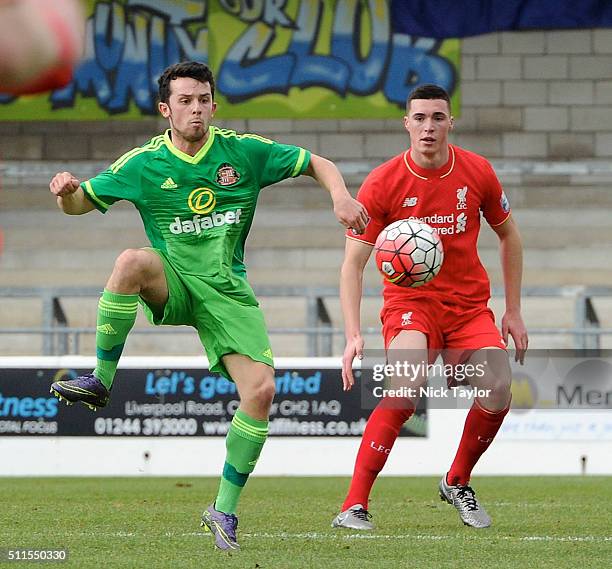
[158,61,215,103]
[407,84,451,111]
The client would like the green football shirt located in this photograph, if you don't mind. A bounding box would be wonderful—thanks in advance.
[82,127,310,280]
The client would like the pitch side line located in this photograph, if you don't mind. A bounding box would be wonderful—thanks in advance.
[168,532,611,543]
[242,533,612,543]
[45,531,612,543]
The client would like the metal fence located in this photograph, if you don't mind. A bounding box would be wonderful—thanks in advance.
[1,285,611,356]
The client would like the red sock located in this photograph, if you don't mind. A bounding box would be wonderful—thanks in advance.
[447,399,510,486]
[342,399,414,511]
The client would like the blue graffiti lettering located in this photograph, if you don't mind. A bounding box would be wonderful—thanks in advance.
[219,0,455,107]
[51,16,113,109]
[108,12,152,113]
[219,0,262,22]
[50,1,207,114]
[94,3,125,72]
[1,0,456,114]
[219,23,295,102]
[330,0,390,95]
[263,0,294,27]
[128,0,206,25]
[287,0,349,93]
[149,15,168,95]
[383,36,456,105]
[220,0,294,27]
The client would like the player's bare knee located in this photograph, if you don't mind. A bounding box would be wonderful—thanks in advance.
[482,372,510,392]
[113,249,155,282]
[491,383,511,406]
[236,366,275,411]
[255,374,276,408]
[245,367,275,409]
[478,375,511,410]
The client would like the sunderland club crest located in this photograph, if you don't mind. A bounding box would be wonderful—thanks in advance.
[216,163,240,186]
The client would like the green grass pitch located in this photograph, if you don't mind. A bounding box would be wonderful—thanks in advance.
[2,477,610,568]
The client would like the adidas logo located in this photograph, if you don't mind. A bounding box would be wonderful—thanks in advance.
[161,177,178,190]
[96,323,117,335]
[262,348,273,359]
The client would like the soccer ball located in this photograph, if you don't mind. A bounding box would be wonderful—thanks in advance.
[374,219,444,287]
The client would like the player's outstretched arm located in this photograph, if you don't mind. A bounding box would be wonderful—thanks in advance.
[492,215,529,364]
[49,171,96,215]
[304,154,369,234]
[340,238,374,391]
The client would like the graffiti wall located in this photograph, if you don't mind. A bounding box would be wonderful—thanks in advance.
[0,0,460,120]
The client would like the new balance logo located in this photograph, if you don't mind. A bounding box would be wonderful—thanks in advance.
[96,323,117,335]
[161,177,178,189]
[402,196,418,207]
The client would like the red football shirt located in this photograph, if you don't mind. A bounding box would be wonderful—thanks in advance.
[348,144,511,308]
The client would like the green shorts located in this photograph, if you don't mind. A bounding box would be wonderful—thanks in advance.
[139,248,273,379]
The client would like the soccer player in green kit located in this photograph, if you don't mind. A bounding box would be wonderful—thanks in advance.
[49,61,368,551]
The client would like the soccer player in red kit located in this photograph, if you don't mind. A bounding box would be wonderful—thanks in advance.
[332,84,528,530]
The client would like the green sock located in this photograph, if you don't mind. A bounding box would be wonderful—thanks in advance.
[215,409,269,514]
[93,289,138,390]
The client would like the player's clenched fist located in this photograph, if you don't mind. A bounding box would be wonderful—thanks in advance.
[50,172,80,197]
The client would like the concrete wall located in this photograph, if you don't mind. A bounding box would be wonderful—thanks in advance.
[2,29,612,162]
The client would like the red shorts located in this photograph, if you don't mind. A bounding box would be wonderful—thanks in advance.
[381,296,506,354]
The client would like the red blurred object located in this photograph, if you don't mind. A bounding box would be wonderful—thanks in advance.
[0,0,83,95]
